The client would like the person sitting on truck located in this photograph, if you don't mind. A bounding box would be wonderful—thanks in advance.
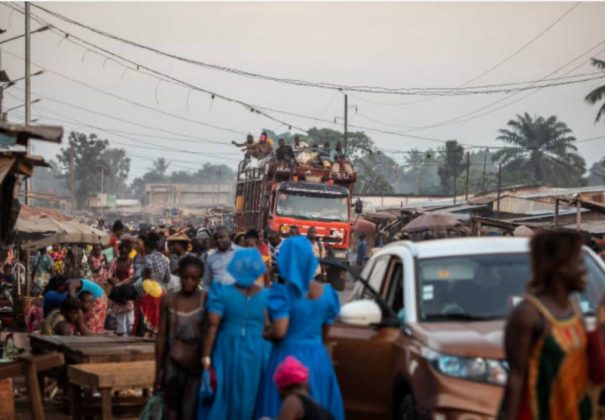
[330,142,353,177]
[276,138,296,167]
[293,135,309,151]
[256,132,273,159]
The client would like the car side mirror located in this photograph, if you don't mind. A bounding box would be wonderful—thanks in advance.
[354,198,363,215]
[339,299,382,326]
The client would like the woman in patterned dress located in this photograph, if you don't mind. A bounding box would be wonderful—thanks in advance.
[501,231,593,420]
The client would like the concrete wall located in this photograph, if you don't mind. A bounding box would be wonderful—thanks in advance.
[145,183,235,209]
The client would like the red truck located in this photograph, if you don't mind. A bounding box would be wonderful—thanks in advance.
[234,158,358,264]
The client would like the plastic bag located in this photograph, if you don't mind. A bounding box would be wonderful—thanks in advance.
[140,394,165,420]
[199,368,216,402]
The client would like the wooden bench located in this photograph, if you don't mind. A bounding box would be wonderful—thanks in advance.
[67,361,155,420]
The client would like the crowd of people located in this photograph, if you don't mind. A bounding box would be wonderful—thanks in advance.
[232,132,351,175]
[23,219,342,420]
[14,210,605,420]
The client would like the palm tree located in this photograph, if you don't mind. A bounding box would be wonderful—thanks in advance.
[585,58,605,122]
[494,113,586,187]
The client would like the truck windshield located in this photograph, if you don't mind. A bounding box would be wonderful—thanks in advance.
[276,191,349,222]
[417,252,605,321]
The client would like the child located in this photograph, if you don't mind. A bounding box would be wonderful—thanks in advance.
[275,356,334,420]
[42,297,88,336]
[108,241,136,336]
[25,298,44,333]
[155,255,205,420]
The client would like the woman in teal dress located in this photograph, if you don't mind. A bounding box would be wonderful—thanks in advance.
[256,236,344,420]
[199,248,270,420]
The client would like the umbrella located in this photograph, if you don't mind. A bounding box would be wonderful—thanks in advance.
[403,212,462,232]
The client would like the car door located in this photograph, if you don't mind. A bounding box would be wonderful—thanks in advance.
[329,254,405,420]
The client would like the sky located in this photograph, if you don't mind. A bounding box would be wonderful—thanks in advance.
[1,1,604,180]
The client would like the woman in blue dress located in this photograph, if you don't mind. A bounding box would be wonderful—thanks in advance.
[257,236,344,420]
[199,248,270,420]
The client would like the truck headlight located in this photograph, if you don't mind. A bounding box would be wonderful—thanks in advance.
[423,348,507,386]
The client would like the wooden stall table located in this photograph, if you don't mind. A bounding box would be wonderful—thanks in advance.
[67,361,155,420]
[29,335,155,416]
[29,335,155,364]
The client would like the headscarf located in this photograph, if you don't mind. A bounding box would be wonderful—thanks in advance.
[274,356,309,390]
[227,248,267,288]
[277,236,318,295]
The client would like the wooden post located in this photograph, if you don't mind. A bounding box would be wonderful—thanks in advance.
[22,359,44,420]
[554,199,559,228]
[464,151,470,202]
[100,388,112,420]
[496,163,503,216]
[576,200,582,231]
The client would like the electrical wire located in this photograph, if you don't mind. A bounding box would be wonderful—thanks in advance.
[29,2,593,96]
[4,2,309,133]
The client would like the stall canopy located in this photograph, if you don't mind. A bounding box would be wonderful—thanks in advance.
[14,217,109,250]
[403,212,462,232]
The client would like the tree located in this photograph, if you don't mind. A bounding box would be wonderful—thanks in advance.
[403,149,440,194]
[101,148,130,198]
[56,132,110,209]
[152,158,170,177]
[585,58,605,122]
[587,159,605,185]
[493,113,586,187]
[437,140,464,195]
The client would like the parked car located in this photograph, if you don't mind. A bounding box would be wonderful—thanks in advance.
[327,237,605,419]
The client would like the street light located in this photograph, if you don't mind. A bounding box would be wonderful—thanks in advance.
[5,98,41,114]
[0,25,51,45]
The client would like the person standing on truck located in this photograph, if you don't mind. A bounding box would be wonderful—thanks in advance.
[276,138,296,168]
[501,231,593,420]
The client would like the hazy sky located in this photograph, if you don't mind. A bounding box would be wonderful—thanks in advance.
[1,1,604,179]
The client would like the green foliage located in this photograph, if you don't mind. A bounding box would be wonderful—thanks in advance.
[437,140,465,195]
[585,58,605,123]
[56,132,129,209]
[587,159,605,185]
[493,113,586,187]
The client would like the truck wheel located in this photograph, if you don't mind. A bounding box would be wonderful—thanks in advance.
[398,394,417,420]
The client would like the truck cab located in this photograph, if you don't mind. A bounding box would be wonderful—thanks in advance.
[234,158,356,263]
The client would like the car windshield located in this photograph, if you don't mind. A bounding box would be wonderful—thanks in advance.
[417,251,605,321]
[276,191,349,222]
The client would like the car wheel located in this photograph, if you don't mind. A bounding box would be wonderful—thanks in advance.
[398,394,417,420]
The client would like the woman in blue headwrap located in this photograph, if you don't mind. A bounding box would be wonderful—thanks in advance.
[256,236,344,420]
[199,248,270,420]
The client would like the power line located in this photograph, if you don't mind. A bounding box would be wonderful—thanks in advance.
[4,2,309,133]
[0,49,247,137]
[29,2,592,97]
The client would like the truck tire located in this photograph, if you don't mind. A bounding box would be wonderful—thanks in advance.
[397,394,418,420]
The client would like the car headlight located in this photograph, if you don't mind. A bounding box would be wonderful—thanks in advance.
[333,250,348,260]
[423,348,507,386]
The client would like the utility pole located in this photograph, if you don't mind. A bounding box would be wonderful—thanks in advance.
[453,172,457,205]
[70,150,76,210]
[496,162,503,216]
[217,167,222,205]
[464,152,470,202]
[24,2,31,204]
[343,94,348,154]
[481,151,487,194]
